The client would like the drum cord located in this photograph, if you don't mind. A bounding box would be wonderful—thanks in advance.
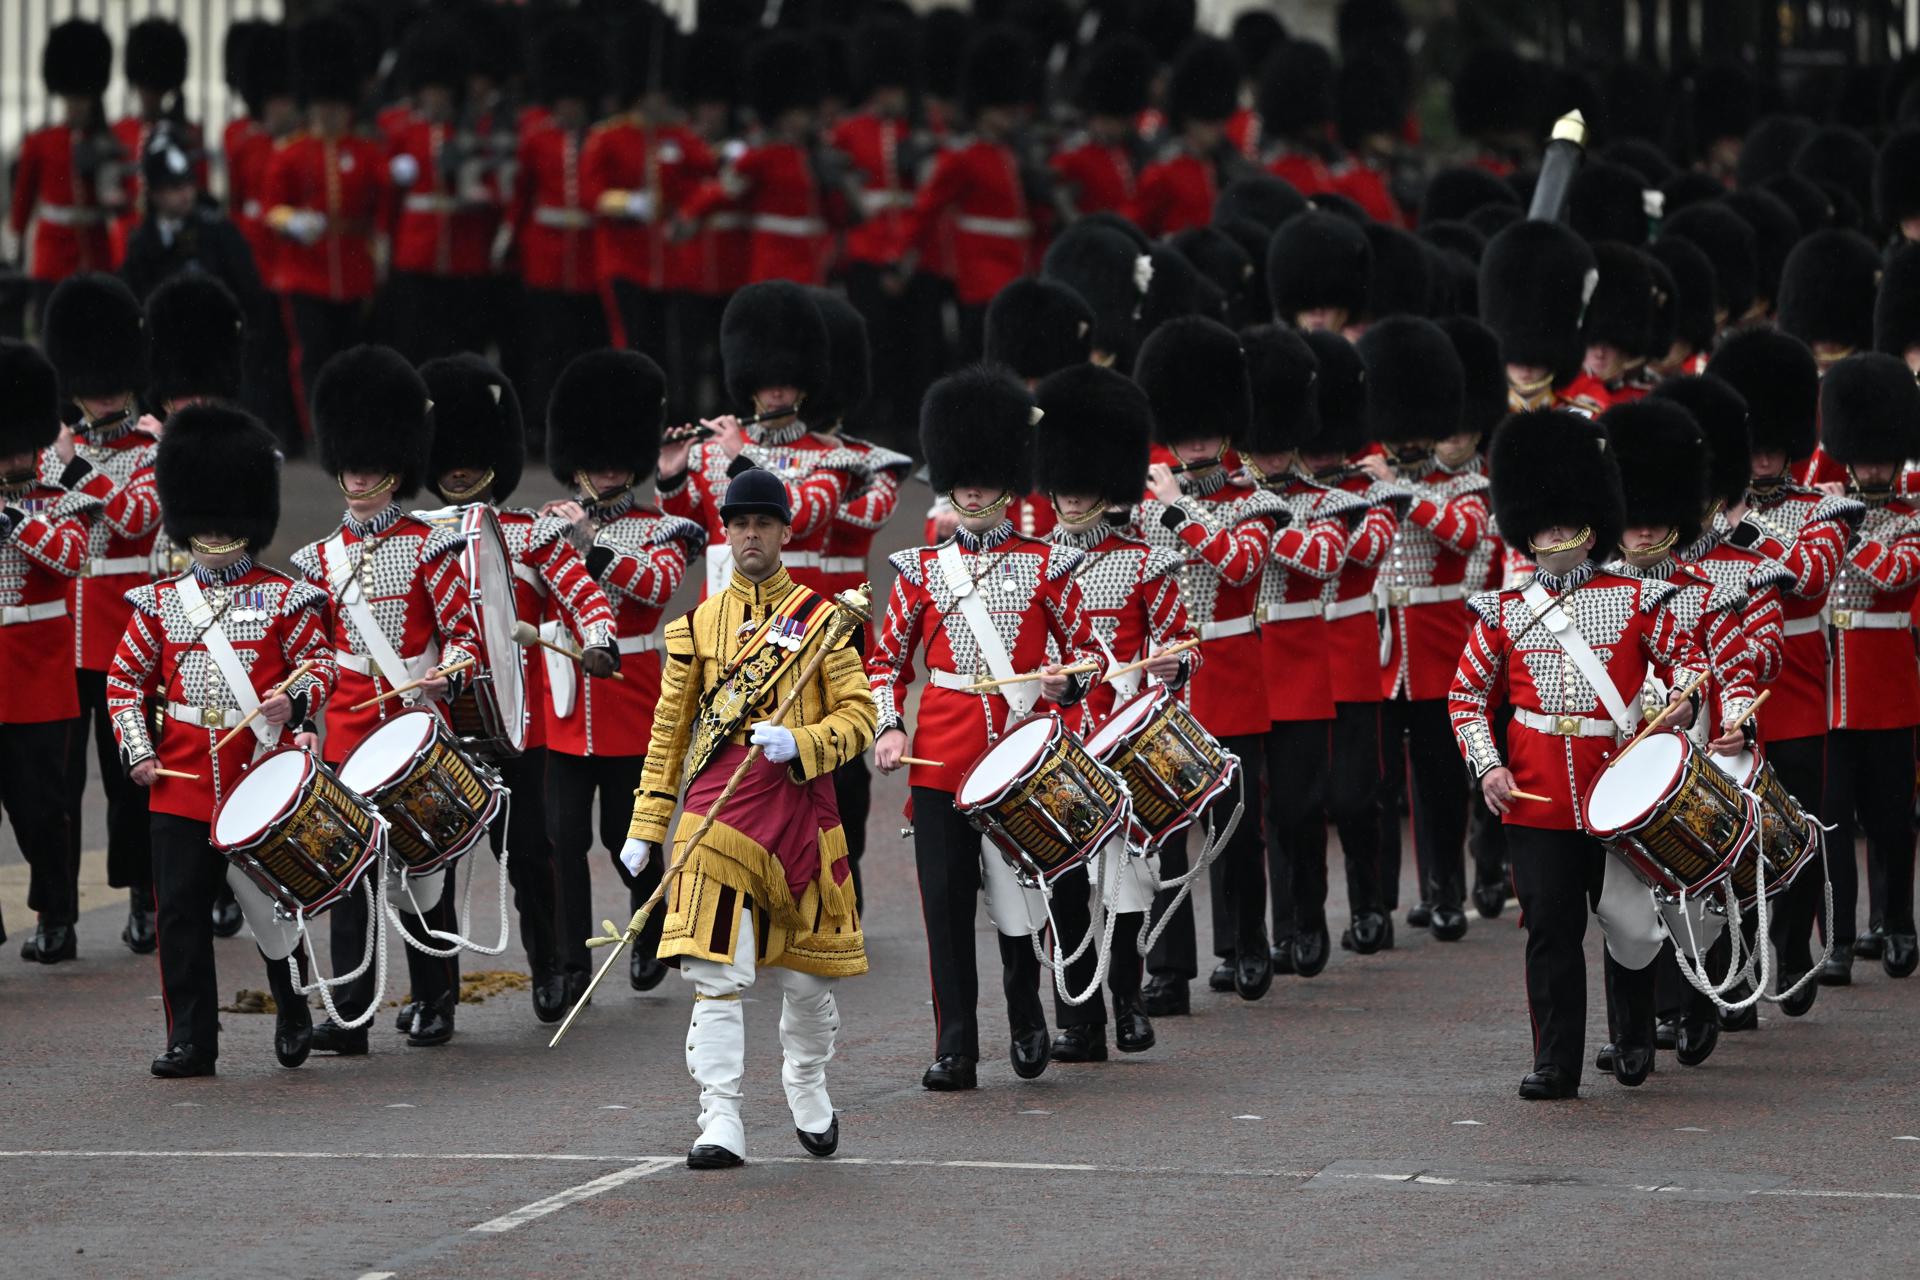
[1135,775,1245,959]
[386,791,515,960]
[291,866,391,1031]
[1030,824,1127,1007]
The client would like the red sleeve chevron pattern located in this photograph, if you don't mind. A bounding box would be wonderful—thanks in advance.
[1408,490,1487,554]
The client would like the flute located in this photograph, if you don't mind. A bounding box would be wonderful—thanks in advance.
[661,404,802,445]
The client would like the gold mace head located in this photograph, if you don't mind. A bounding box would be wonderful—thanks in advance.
[830,582,874,637]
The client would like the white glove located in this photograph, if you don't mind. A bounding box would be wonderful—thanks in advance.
[625,190,655,221]
[750,721,798,763]
[388,153,421,187]
[619,838,652,876]
[285,209,328,245]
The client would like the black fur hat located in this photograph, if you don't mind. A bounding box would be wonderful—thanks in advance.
[546,349,666,487]
[1419,167,1519,225]
[1875,241,1920,358]
[1298,329,1367,457]
[1601,138,1676,186]
[1650,374,1751,506]
[1172,226,1254,320]
[1358,317,1463,446]
[420,354,524,503]
[961,24,1035,116]
[1819,353,1920,466]
[1135,316,1250,447]
[1043,222,1149,363]
[1876,129,1920,229]
[1661,169,1725,216]
[804,288,870,427]
[0,340,61,459]
[1465,202,1522,241]
[1363,224,1432,321]
[920,364,1034,495]
[1689,62,1756,151]
[155,405,280,552]
[125,17,188,95]
[1140,243,1207,337]
[1077,34,1156,118]
[44,273,147,399]
[1583,242,1659,357]
[748,31,823,121]
[1238,323,1320,455]
[1764,172,1835,237]
[1231,9,1287,76]
[146,274,244,405]
[1336,42,1410,148]
[398,16,471,95]
[1452,45,1532,140]
[1213,218,1274,323]
[1168,35,1241,127]
[984,278,1092,380]
[1777,229,1881,353]
[1033,363,1152,504]
[1258,39,1335,134]
[1705,328,1819,460]
[1601,398,1708,544]
[1568,161,1652,246]
[720,281,829,407]
[1647,236,1717,354]
[1660,202,1756,321]
[1478,220,1596,376]
[292,14,364,106]
[533,16,604,104]
[1267,210,1370,322]
[1419,219,1489,264]
[1489,409,1625,556]
[43,19,111,98]
[1438,315,1507,438]
[1644,253,1679,362]
[238,23,291,115]
[1792,127,1876,234]
[852,15,921,98]
[313,346,431,498]
[1735,114,1815,189]
[1213,174,1306,232]
[1721,188,1799,308]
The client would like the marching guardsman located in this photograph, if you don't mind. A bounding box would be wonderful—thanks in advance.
[10,21,120,315]
[1128,37,1249,238]
[41,273,158,960]
[1358,318,1490,942]
[420,354,620,1024]
[869,366,1102,1091]
[0,341,96,964]
[1240,327,1362,977]
[291,346,482,1055]
[1034,362,1197,1063]
[621,468,875,1169]
[1815,356,1920,982]
[106,406,338,1078]
[1581,243,1662,404]
[1704,329,1863,995]
[1050,35,1155,218]
[1267,209,1371,335]
[1480,220,1612,416]
[541,351,704,1002]
[659,282,856,596]
[111,17,206,267]
[1449,411,1732,1100]
[1648,238,1719,380]
[1133,318,1287,1008]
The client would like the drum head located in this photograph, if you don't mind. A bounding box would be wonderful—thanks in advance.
[1586,733,1686,833]
[957,717,1058,806]
[462,505,527,753]
[1086,687,1164,758]
[1708,747,1759,786]
[213,749,312,848]
[338,710,439,794]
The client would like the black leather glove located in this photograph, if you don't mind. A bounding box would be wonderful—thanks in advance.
[581,644,619,679]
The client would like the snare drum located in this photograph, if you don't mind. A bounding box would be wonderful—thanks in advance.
[1710,749,1820,907]
[338,709,505,876]
[1584,731,1753,901]
[212,748,384,918]
[955,715,1131,886]
[1085,685,1238,850]
[422,504,526,761]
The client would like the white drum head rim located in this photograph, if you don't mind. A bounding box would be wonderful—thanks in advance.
[1708,747,1759,786]
[338,710,439,792]
[958,717,1057,805]
[213,750,313,847]
[1586,732,1686,832]
[1087,687,1163,757]
[464,505,528,752]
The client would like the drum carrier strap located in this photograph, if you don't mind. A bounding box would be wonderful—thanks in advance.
[1521,579,1636,734]
[323,532,424,698]
[176,574,277,750]
[935,541,1039,720]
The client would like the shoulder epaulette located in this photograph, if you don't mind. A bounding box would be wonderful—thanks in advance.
[886,547,924,587]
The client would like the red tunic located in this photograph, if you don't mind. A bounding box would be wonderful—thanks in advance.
[9,125,118,281]
[1792,445,1850,489]
[681,140,832,285]
[1824,495,1920,731]
[899,138,1032,306]
[1380,463,1490,702]
[0,483,95,722]
[385,117,502,278]
[1615,558,1759,740]
[1253,476,1356,723]
[510,120,597,292]
[42,422,162,671]
[226,119,279,278]
[1322,472,1403,705]
[1265,147,1337,197]
[1226,109,1262,161]
[1041,521,1196,728]
[487,508,616,752]
[1740,487,1863,741]
[261,131,387,301]
[1126,148,1216,238]
[820,435,913,604]
[831,113,918,265]
[1330,157,1404,226]
[1050,136,1137,217]
[581,115,715,292]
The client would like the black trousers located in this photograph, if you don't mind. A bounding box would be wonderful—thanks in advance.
[2,719,78,923]
[1824,726,1917,937]
[1260,720,1330,942]
[1377,697,1471,911]
[957,302,987,363]
[380,272,496,365]
[328,865,458,1023]
[1655,932,1733,1024]
[1198,733,1269,961]
[1144,826,1195,981]
[911,786,1045,1062]
[1506,825,1654,1083]
[832,755,871,911]
[491,748,562,972]
[65,669,150,892]
[1762,733,1827,971]
[609,280,672,385]
[666,292,726,423]
[284,294,366,429]
[840,264,951,453]
[242,293,301,457]
[546,750,661,979]
[518,288,609,456]
[152,813,299,1056]
[1328,701,1385,918]
[1050,857,1143,1029]
[1460,705,1515,910]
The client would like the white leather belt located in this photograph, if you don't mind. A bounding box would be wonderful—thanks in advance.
[708,212,747,230]
[1781,616,1824,637]
[752,214,826,236]
[166,701,245,730]
[1377,583,1465,607]
[38,204,105,226]
[1325,595,1374,621]
[955,215,1032,237]
[511,561,540,587]
[403,194,461,213]
[334,648,433,678]
[784,551,822,568]
[1262,601,1323,623]
[616,634,662,655]
[0,600,66,626]
[1514,707,1621,738]
[1828,609,1910,631]
[533,205,592,229]
[860,190,913,212]
[1199,616,1256,640]
[84,556,149,578]
[930,669,987,693]
[820,556,863,573]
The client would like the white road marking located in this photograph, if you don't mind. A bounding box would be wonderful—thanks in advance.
[1452,1120,1484,1126]
[469,1159,677,1234]
[356,1273,397,1279]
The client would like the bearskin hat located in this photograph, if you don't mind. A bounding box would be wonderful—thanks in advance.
[1656,171,1718,220]
[1777,228,1881,353]
[1489,410,1625,556]
[1819,353,1920,466]
[1335,41,1409,148]
[0,341,61,460]
[1650,374,1751,507]
[1478,220,1596,376]
[1296,329,1367,457]
[805,288,870,428]
[1082,210,1150,251]
[292,14,364,106]
[1077,34,1155,118]
[312,346,431,498]
[125,17,188,95]
[1601,398,1709,544]
[720,281,829,407]
[532,16,605,105]
[224,19,264,96]
[1419,219,1489,266]
[961,24,1035,117]
[1238,324,1320,456]
[1419,167,1520,226]
[238,22,291,115]
[1646,236,1716,355]
[853,15,921,98]
[1601,138,1676,186]
[1425,244,1477,320]
[1232,8,1287,74]
[1135,317,1249,448]
[546,349,666,487]
[1267,210,1371,323]
[155,405,280,553]
[676,26,741,108]
[1792,127,1876,233]
[420,354,524,503]
[1764,172,1834,237]
[1173,226,1255,322]
[1689,62,1756,151]
[1258,39,1335,134]
[1723,192,1794,305]
[1140,243,1207,337]
[1876,130,1920,230]
[1438,316,1506,438]
[1043,222,1149,365]
[1735,114,1815,190]
[1568,162,1652,247]
[1643,253,1679,363]
[747,32,823,122]
[44,274,147,399]
[1659,202,1755,322]
[1136,0,1198,61]
[984,278,1092,381]
[1358,317,1463,446]
[1166,35,1241,127]
[920,364,1034,495]
[1583,242,1659,357]
[1033,363,1152,504]
[1452,45,1532,140]
[1705,328,1819,460]
[1363,224,1433,321]
[1876,241,1920,359]
[1465,202,1523,241]
[1213,174,1306,232]
[43,19,111,98]
[146,275,244,405]
[397,16,471,95]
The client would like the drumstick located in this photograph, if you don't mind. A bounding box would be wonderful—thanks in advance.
[348,656,478,712]
[1612,666,1713,765]
[1102,637,1202,682]
[1724,689,1771,733]
[153,768,200,780]
[897,756,946,767]
[510,621,627,680]
[211,661,317,753]
[965,660,1102,693]
[1508,789,1552,803]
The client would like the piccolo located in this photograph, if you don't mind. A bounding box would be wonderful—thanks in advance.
[661,404,802,444]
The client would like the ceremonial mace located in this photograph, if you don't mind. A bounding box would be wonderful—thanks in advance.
[549,582,873,1048]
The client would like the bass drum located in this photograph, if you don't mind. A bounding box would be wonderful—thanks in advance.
[419,503,527,761]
